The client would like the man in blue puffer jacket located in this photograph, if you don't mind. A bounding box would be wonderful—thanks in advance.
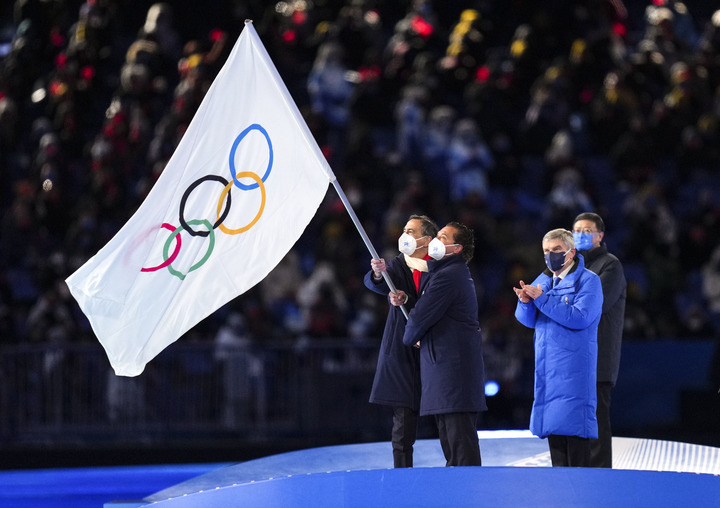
[513,228,603,467]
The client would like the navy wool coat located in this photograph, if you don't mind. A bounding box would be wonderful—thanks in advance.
[364,254,424,410]
[401,255,487,416]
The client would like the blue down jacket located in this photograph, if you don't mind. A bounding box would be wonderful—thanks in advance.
[515,255,602,439]
[364,254,423,410]
[402,255,487,416]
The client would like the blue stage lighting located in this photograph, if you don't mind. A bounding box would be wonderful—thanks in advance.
[485,380,500,397]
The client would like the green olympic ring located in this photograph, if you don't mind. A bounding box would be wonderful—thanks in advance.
[162,219,215,280]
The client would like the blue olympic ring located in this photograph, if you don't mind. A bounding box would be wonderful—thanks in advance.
[228,124,273,191]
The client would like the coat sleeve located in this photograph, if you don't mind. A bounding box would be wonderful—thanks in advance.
[514,275,545,328]
[364,257,419,307]
[402,268,455,346]
[534,272,603,330]
[363,269,389,295]
[515,300,538,328]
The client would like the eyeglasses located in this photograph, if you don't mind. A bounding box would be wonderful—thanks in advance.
[573,228,597,234]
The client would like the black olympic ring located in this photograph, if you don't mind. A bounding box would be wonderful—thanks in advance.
[178,175,232,237]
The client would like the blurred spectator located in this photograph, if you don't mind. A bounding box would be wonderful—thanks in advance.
[260,250,306,335]
[138,3,182,65]
[446,118,492,202]
[422,105,456,171]
[296,261,348,339]
[25,279,76,351]
[393,83,428,167]
[543,166,594,228]
[307,40,355,164]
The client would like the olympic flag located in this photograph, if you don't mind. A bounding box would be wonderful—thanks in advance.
[66,22,334,376]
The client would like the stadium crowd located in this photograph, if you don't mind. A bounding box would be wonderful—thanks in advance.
[2,0,720,415]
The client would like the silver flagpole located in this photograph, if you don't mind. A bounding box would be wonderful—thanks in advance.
[330,179,410,320]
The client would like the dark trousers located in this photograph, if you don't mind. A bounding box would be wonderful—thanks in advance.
[392,406,419,468]
[590,382,613,468]
[435,412,482,466]
[548,434,591,467]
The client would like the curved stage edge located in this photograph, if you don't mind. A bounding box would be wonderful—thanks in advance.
[112,432,720,508]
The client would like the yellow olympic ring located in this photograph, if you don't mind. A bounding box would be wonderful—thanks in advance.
[216,171,266,235]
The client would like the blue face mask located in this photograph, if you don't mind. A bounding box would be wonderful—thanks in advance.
[573,232,594,251]
[544,251,568,272]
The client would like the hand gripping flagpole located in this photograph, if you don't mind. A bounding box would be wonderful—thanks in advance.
[331,180,410,320]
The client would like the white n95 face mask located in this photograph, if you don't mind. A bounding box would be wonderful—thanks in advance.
[428,238,446,260]
[398,233,420,255]
[428,238,459,260]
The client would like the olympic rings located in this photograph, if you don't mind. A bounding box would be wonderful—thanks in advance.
[228,124,273,190]
[141,123,273,279]
[141,223,182,272]
[162,219,215,280]
[217,171,266,235]
[179,175,232,237]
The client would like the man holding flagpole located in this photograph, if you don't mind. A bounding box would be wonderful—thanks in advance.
[364,214,438,468]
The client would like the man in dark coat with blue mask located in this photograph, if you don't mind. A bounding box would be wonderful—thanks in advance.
[364,214,438,467]
[573,212,626,468]
[391,221,487,466]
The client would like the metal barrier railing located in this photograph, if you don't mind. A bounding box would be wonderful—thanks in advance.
[0,340,387,446]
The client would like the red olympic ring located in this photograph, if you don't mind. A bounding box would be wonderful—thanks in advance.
[140,223,182,272]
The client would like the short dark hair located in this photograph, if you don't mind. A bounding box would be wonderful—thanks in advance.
[446,221,474,263]
[409,214,439,239]
[573,212,605,232]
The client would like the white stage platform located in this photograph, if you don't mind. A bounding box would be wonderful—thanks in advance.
[107,432,720,508]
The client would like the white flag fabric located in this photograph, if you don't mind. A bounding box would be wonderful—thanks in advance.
[66,22,334,376]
